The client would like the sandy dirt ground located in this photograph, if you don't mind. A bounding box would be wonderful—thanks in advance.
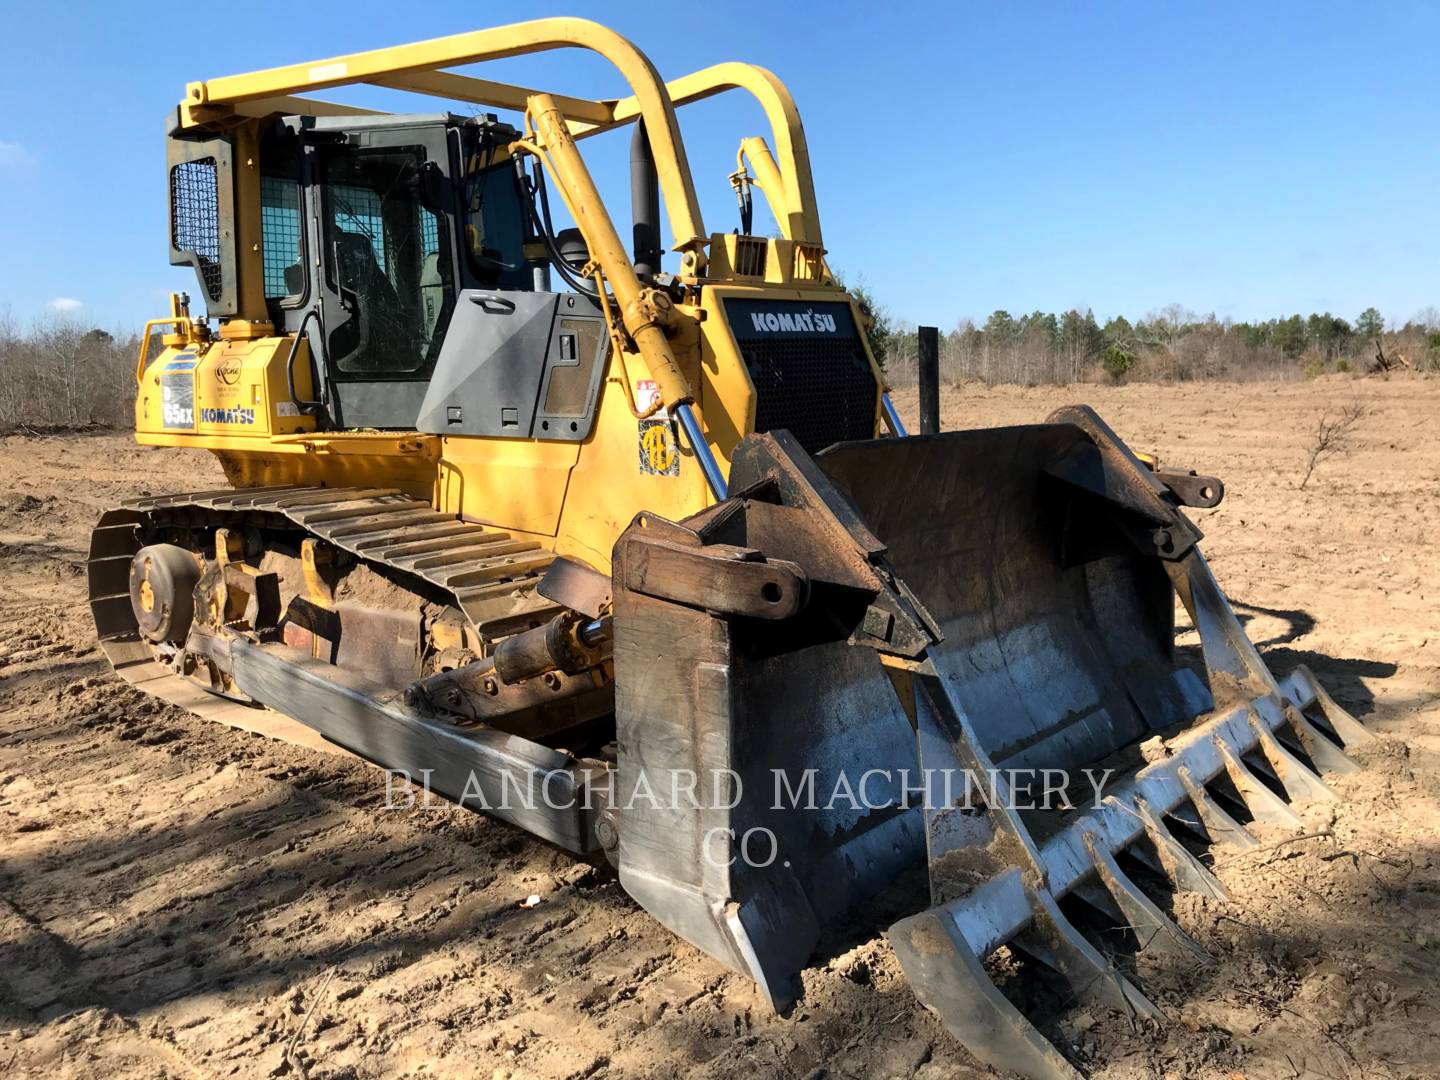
[1,375,1437,1079]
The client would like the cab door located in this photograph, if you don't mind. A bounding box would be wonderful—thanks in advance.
[309,125,457,430]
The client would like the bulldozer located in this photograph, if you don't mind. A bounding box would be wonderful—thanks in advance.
[90,18,1376,1078]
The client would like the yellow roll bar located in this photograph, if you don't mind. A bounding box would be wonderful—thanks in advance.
[176,18,826,255]
[135,294,205,381]
[586,63,823,246]
[181,18,707,259]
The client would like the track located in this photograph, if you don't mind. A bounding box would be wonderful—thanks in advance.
[85,485,563,749]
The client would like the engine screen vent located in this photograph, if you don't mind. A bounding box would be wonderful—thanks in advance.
[170,158,223,302]
[733,236,767,277]
[724,298,878,456]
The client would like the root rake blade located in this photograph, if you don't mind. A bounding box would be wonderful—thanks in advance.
[604,409,1374,1079]
[823,409,1375,1077]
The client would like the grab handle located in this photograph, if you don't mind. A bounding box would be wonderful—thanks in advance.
[285,308,327,416]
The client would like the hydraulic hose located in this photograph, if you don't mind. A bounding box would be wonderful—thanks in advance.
[882,393,908,437]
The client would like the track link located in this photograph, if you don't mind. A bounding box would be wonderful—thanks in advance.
[87,485,565,744]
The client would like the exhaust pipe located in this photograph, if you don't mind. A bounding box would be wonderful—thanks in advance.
[630,120,662,277]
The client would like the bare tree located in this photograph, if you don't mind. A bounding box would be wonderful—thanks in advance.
[1299,401,1366,489]
[0,309,22,426]
[0,315,139,430]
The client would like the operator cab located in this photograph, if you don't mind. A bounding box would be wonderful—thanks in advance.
[165,109,612,435]
[255,113,557,429]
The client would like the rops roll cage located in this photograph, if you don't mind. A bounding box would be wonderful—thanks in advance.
[178,16,825,255]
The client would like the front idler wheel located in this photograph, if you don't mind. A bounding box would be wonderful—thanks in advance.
[128,543,201,645]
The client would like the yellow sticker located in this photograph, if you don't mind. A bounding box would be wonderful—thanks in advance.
[308,61,349,83]
[639,419,679,476]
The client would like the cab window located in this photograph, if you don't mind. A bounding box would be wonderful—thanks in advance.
[462,160,529,289]
[260,133,304,305]
[321,145,454,376]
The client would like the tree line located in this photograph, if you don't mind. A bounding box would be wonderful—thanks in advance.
[852,289,1440,386]
[2,297,1437,433]
[0,314,142,430]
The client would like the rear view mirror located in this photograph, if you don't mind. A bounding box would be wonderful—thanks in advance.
[420,159,452,213]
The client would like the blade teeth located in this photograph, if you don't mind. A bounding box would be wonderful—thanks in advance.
[1068,880,1127,923]
[1133,796,1230,900]
[1214,739,1305,827]
[1021,884,1166,1021]
[887,911,1084,1080]
[1248,711,1339,804]
[1082,830,1212,962]
[1178,765,1259,850]
[1286,663,1377,747]
[1283,703,1361,775]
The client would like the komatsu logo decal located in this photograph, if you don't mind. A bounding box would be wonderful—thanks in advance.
[749,309,839,334]
[726,298,857,341]
[200,407,255,425]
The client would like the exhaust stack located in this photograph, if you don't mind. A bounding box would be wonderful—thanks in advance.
[630,120,662,277]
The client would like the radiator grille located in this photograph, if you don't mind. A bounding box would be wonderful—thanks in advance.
[792,242,825,282]
[740,334,878,455]
[733,237,767,277]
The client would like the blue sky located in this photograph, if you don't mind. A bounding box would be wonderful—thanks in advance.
[0,1,1434,333]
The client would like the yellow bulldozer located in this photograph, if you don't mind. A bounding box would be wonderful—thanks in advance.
[90,18,1375,1078]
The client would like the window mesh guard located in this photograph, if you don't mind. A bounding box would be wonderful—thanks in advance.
[261,176,302,298]
[171,158,223,302]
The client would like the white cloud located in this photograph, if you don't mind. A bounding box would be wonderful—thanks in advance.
[0,140,36,168]
[48,297,83,313]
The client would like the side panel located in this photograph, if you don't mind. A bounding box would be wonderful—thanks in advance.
[418,291,609,443]
[438,436,579,537]
[434,319,707,561]
[547,373,712,569]
[331,380,431,430]
[417,291,559,437]
[136,338,317,440]
[435,367,713,557]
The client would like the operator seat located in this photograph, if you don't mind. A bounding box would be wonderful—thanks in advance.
[332,232,412,372]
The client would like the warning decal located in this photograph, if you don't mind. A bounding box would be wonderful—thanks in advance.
[635,378,669,418]
[638,418,680,476]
